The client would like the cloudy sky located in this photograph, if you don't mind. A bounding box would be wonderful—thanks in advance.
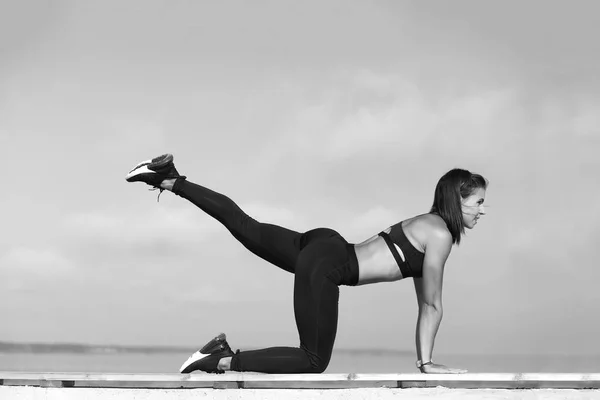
[1,0,599,357]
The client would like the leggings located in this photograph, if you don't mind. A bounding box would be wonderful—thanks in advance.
[172,179,359,373]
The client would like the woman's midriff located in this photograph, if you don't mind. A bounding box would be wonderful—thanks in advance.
[353,236,405,285]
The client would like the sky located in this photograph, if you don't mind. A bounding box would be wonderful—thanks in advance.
[1,0,599,357]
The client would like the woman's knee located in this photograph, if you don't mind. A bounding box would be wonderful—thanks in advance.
[306,358,330,373]
[301,348,332,373]
[312,362,329,374]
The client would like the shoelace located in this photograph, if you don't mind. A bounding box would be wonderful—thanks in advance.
[149,187,165,202]
[146,175,185,202]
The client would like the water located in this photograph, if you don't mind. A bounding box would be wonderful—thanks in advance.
[1,350,599,374]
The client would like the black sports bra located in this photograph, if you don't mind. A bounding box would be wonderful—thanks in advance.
[378,222,425,278]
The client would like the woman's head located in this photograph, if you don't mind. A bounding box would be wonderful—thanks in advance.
[430,168,488,245]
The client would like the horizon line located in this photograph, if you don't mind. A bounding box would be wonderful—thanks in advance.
[0,340,596,357]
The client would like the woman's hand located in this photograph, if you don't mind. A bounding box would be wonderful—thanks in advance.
[420,362,467,374]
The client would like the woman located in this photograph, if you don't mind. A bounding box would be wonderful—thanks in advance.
[126,154,487,374]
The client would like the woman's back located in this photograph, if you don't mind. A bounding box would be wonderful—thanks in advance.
[354,213,448,285]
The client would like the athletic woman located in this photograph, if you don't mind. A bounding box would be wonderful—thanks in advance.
[126,154,487,374]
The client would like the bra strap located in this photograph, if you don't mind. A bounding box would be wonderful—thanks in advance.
[379,232,411,278]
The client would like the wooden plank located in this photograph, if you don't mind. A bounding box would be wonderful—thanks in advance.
[241,380,400,389]
[4,372,600,381]
[399,380,600,389]
[73,380,215,389]
[2,372,600,389]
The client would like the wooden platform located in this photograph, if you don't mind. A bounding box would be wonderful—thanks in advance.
[2,372,600,389]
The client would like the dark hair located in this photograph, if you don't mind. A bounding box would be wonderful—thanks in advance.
[430,168,488,245]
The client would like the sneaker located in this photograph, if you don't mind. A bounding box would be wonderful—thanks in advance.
[179,333,235,374]
[125,154,186,200]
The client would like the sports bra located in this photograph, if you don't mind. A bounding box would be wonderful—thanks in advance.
[378,221,425,278]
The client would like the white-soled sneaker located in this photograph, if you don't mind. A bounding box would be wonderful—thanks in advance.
[179,333,235,374]
[125,153,186,200]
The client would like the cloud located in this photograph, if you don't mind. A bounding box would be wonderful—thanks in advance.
[344,206,403,239]
[64,201,303,244]
[168,285,238,304]
[53,201,308,288]
[241,202,303,227]
[63,206,217,246]
[0,246,74,291]
[263,70,520,169]
[104,115,167,150]
[572,102,600,138]
[0,246,72,274]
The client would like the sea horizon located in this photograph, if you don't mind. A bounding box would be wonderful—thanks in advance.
[1,340,595,358]
[1,340,599,374]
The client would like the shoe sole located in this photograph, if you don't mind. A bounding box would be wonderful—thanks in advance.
[179,333,229,374]
[179,350,210,373]
[125,153,173,181]
[179,351,230,374]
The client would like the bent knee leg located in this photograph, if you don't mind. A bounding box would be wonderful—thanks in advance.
[311,361,329,374]
[301,347,332,374]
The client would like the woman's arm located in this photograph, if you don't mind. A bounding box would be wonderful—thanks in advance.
[414,228,449,365]
[413,228,466,373]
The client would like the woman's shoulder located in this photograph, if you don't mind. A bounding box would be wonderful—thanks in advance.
[405,214,452,243]
[405,213,446,228]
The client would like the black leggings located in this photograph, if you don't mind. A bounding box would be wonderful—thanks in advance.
[173,179,359,373]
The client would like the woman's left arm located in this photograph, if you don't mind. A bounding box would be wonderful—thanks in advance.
[414,229,467,374]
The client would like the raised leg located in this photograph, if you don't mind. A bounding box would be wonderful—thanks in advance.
[172,179,303,273]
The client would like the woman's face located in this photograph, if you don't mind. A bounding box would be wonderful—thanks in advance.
[461,187,486,229]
